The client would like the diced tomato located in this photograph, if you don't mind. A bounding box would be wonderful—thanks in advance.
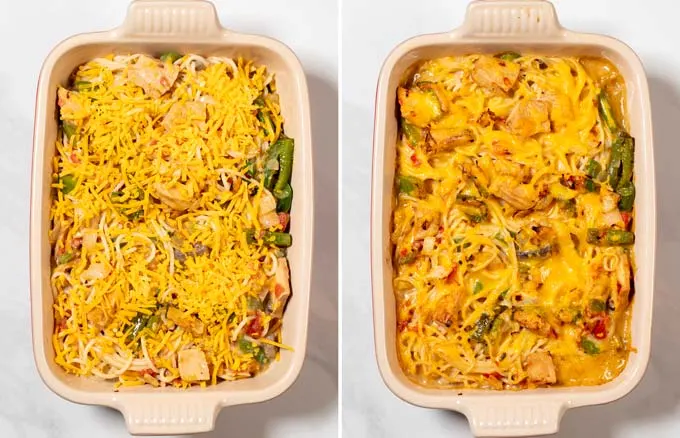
[410,154,420,166]
[70,152,80,164]
[400,248,408,256]
[245,314,263,337]
[397,320,408,332]
[274,283,285,298]
[71,237,82,249]
[278,213,290,230]
[592,318,607,339]
[621,212,632,229]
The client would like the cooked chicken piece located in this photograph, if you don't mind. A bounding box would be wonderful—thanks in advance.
[514,309,553,337]
[178,348,210,381]
[87,308,111,330]
[259,190,280,228]
[507,99,551,138]
[526,352,557,384]
[162,101,207,131]
[57,87,85,118]
[398,87,442,127]
[270,258,291,318]
[611,253,631,311]
[127,55,180,98]
[431,288,464,327]
[489,176,537,210]
[167,306,205,336]
[154,182,195,211]
[471,56,520,93]
[426,128,474,154]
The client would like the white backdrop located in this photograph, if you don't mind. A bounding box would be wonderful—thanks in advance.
[0,1,338,437]
[341,0,680,437]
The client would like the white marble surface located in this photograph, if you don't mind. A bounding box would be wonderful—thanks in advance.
[0,0,337,437]
[342,0,680,437]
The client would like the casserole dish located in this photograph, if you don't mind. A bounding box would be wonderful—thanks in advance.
[370,1,655,436]
[30,0,313,434]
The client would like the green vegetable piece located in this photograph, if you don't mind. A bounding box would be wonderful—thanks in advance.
[145,315,161,332]
[590,299,606,313]
[128,314,149,342]
[272,138,294,198]
[264,231,292,247]
[60,174,77,194]
[238,337,254,353]
[472,280,484,295]
[127,210,144,221]
[581,338,600,355]
[398,252,417,265]
[227,312,236,323]
[456,181,481,202]
[617,136,635,189]
[62,122,77,140]
[598,92,619,134]
[247,295,263,310]
[584,178,600,193]
[57,252,73,265]
[398,176,419,194]
[401,120,422,146]
[244,159,256,178]
[607,136,624,189]
[255,347,268,364]
[617,180,635,212]
[559,199,577,217]
[73,80,92,91]
[458,202,488,223]
[253,95,266,107]
[470,313,492,342]
[258,111,274,137]
[276,184,293,213]
[585,159,602,179]
[497,52,522,62]
[160,52,182,64]
[587,228,635,246]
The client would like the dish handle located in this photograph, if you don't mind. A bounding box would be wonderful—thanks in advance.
[119,0,223,38]
[462,400,565,437]
[458,0,563,38]
[119,398,218,434]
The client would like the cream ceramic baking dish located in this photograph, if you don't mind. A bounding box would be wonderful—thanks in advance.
[30,0,313,434]
[371,1,655,436]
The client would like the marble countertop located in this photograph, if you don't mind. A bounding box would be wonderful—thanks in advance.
[0,1,337,437]
[342,0,680,437]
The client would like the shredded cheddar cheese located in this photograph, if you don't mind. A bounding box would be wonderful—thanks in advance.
[393,54,634,390]
[51,53,295,388]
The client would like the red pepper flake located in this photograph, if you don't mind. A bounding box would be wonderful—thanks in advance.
[160,77,170,88]
[274,283,285,298]
[410,154,420,166]
[70,152,80,164]
[397,320,408,332]
[400,248,408,256]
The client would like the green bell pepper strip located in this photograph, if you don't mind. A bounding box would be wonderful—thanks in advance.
[276,184,293,213]
[60,174,77,194]
[587,228,635,246]
[160,52,182,64]
[272,138,294,198]
[617,180,635,212]
[497,52,521,62]
[607,136,624,189]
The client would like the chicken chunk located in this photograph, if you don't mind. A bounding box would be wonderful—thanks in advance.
[259,190,280,228]
[398,87,442,127]
[472,56,520,94]
[162,101,207,131]
[431,288,464,327]
[426,128,474,154]
[514,309,553,337]
[128,55,180,98]
[178,348,210,382]
[270,258,291,318]
[526,352,557,384]
[57,87,86,119]
[489,176,537,210]
[154,182,196,211]
[507,99,551,138]
[87,308,111,330]
[610,253,632,312]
